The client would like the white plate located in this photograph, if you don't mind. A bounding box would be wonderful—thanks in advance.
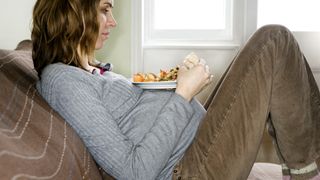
[132,81,177,89]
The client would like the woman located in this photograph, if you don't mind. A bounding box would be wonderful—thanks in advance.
[32,0,320,179]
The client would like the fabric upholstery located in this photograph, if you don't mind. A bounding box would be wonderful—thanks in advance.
[0,47,103,179]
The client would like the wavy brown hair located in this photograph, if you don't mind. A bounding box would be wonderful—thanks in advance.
[32,0,100,76]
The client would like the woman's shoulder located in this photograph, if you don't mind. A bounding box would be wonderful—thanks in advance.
[38,63,93,90]
[42,63,82,76]
[41,63,88,80]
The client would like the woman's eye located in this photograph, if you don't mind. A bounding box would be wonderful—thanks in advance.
[101,8,109,14]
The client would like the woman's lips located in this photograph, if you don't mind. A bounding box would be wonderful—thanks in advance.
[102,32,109,39]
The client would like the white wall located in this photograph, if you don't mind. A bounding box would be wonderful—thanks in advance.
[96,0,132,77]
[293,32,320,86]
[0,0,36,50]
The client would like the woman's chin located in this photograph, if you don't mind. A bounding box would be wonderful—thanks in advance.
[95,42,104,50]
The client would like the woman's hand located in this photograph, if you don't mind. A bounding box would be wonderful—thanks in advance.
[175,57,213,102]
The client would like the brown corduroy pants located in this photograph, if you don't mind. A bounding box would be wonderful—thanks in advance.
[173,25,320,180]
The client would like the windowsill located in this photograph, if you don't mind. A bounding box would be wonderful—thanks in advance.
[143,43,241,50]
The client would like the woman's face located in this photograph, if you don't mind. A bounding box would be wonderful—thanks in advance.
[95,0,117,50]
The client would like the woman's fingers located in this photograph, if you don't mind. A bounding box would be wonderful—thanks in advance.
[179,65,188,72]
[183,60,195,69]
[183,56,203,69]
[204,74,214,87]
[205,65,210,74]
[199,58,206,65]
[181,59,213,84]
[208,74,214,83]
[210,74,214,81]
[184,57,208,70]
[185,52,200,64]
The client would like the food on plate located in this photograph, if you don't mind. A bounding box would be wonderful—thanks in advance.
[133,67,179,82]
[145,73,160,82]
[132,52,200,82]
[133,73,145,82]
[159,67,179,81]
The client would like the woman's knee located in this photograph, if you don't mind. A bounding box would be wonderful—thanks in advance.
[252,24,293,42]
[257,24,290,35]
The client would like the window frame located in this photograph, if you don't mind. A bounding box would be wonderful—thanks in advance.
[131,0,247,73]
[143,0,245,48]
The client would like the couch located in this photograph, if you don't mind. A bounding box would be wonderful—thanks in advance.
[0,40,117,179]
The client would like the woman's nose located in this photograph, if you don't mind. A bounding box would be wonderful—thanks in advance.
[107,14,117,27]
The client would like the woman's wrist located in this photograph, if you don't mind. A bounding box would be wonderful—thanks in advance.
[175,88,192,102]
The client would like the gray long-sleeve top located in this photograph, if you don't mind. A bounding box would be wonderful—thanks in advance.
[37,63,206,180]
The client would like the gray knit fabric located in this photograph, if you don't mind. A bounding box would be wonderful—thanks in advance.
[37,63,206,180]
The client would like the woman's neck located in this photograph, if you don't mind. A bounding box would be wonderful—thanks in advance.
[77,46,97,73]
[81,61,98,73]
[79,55,98,73]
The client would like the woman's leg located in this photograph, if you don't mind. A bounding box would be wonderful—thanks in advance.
[175,25,320,180]
[267,57,320,179]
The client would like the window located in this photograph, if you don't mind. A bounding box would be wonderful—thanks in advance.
[257,0,320,31]
[251,0,320,79]
[131,0,245,73]
[131,0,320,76]
[154,0,226,30]
[143,0,237,46]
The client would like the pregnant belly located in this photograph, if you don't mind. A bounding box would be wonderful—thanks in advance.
[118,90,175,144]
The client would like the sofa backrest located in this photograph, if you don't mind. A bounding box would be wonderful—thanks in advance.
[0,46,104,179]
